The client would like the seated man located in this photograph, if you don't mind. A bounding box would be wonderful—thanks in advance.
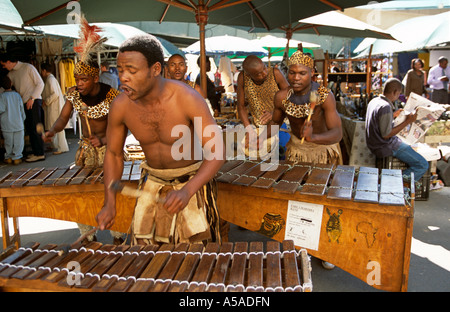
[265,50,343,165]
[365,78,429,182]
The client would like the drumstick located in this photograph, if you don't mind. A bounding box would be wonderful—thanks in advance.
[301,91,318,144]
[58,227,99,255]
[80,104,92,137]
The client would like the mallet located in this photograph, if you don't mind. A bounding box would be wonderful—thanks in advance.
[301,91,318,144]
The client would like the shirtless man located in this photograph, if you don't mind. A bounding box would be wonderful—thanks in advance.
[96,35,225,245]
[266,50,342,165]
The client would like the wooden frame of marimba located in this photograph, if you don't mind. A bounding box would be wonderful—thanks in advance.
[0,160,414,292]
[215,160,415,292]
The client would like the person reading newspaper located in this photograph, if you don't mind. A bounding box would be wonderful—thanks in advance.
[365,78,429,182]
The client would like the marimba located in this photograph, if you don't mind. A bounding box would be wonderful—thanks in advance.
[0,159,414,292]
[0,240,311,292]
[215,160,414,292]
[0,162,141,249]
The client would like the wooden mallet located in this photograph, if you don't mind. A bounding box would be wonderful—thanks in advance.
[301,91,318,144]
[58,226,99,255]
[80,104,92,137]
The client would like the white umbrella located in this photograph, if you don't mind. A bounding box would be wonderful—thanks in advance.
[354,11,450,56]
[34,23,172,57]
[0,0,23,31]
[184,35,268,57]
[252,35,320,49]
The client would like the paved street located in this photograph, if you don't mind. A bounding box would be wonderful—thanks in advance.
[0,129,449,292]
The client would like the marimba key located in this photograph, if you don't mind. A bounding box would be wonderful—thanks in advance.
[128,244,175,292]
[300,163,334,196]
[166,243,204,292]
[54,166,81,186]
[327,165,355,200]
[92,245,144,292]
[10,168,44,188]
[0,242,40,272]
[43,241,103,284]
[108,244,159,292]
[186,242,220,292]
[246,241,264,292]
[379,169,405,206]
[265,241,282,292]
[25,167,57,186]
[70,167,94,185]
[282,240,301,292]
[354,167,380,203]
[203,242,233,292]
[273,164,310,194]
[41,167,69,186]
[0,168,29,188]
[149,243,190,292]
[76,244,130,289]
[0,244,57,278]
[216,160,244,179]
[216,161,259,184]
[251,163,289,189]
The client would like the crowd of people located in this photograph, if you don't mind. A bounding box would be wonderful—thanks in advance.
[0,27,449,254]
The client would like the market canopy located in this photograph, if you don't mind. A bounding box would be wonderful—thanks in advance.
[354,10,450,56]
[12,0,389,30]
[10,0,390,91]
[184,35,268,57]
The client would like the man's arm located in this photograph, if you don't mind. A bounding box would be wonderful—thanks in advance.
[303,93,342,145]
[236,72,251,127]
[383,111,417,139]
[273,67,289,90]
[96,95,128,230]
[43,98,74,142]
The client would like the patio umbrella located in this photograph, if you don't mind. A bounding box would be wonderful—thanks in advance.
[184,35,268,57]
[34,23,172,57]
[251,34,320,65]
[354,11,450,56]
[12,0,390,92]
[0,0,23,31]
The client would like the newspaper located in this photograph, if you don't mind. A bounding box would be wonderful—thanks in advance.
[394,92,448,144]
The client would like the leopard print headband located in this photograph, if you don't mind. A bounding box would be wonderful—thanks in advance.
[74,61,100,77]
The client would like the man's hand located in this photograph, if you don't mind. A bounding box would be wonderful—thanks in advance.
[164,188,191,215]
[258,110,273,125]
[301,120,314,142]
[89,135,103,147]
[96,205,116,230]
[43,130,55,142]
[26,98,34,110]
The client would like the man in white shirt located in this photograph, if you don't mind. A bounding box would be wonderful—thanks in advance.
[427,56,449,104]
[0,53,46,162]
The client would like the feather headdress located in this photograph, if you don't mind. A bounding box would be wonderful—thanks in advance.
[73,16,107,77]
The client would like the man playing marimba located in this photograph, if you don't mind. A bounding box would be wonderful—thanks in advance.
[43,19,123,244]
[96,34,225,246]
[264,50,343,165]
[263,50,343,269]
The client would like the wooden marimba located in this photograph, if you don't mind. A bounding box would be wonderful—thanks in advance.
[0,161,141,249]
[0,159,414,292]
[0,240,311,292]
[215,160,414,292]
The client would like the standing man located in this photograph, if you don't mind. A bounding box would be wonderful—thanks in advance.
[44,19,123,245]
[96,34,225,245]
[166,53,214,116]
[41,62,69,155]
[427,56,449,104]
[0,53,45,162]
[366,78,429,182]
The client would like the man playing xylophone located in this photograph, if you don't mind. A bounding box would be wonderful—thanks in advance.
[96,34,225,246]
[262,50,343,269]
[43,19,123,244]
[263,50,343,165]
